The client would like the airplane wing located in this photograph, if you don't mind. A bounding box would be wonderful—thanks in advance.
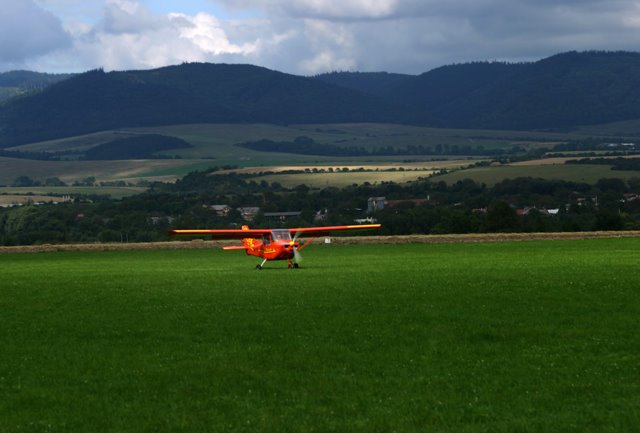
[287,224,381,238]
[169,229,272,239]
[169,224,381,239]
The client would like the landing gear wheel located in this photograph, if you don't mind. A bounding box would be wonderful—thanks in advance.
[293,263,299,269]
[256,264,262,270]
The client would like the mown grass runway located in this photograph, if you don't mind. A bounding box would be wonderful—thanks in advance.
[1,240,639,432]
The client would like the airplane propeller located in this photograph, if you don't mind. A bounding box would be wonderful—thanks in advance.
[292,231,303,264]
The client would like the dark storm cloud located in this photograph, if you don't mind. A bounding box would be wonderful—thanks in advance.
[0,0,72,66]
[5,0,640,74]
[214,0,640,73]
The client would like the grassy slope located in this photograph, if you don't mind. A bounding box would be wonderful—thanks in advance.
[11,123,572,152]
[4,131,141,153]
[8,123,575,162]
[4,121,640,188]
[0,186,146,199]
[576,117,640,136]
[1,240,638,432]
[0,157,222,186]
[435,164,640,185]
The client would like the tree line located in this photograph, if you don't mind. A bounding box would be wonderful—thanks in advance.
[566,157,640,171]
[1,170,639,246]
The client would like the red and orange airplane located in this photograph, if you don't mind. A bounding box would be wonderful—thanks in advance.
[169,224,381,269]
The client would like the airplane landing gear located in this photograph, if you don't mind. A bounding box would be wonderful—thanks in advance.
[256,259,267,270]
[287,259,300,269]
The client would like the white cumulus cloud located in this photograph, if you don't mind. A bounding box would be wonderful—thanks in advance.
[170,12,257,55]
[41,0,261,71]
[6,0,640,75]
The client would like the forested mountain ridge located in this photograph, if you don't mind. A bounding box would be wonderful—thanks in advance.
[3,51,640,148]
[0,64,404,147]
[313,71,411,98]
[410,51,640,129]
[320,51,640,129]
[0,70,74,103]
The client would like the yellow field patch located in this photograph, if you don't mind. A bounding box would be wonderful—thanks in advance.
[251,170,435,187]
[218,159,477,175]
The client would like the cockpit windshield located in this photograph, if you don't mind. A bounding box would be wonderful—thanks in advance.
[271,230,292,241]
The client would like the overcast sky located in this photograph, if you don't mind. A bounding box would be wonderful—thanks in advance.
[2,0,640,75]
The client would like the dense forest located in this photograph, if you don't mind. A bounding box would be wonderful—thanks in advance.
[1,170,639,246]
[82,134,192,160]
[0,70,74,102]
[5,51,640,146]
[0,64,400,146]
[320,51,640,129]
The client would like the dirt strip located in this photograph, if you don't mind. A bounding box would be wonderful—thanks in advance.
[2,231,640,254]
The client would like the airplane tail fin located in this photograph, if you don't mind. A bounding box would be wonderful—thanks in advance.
[241,225,254,250]
[221,225,253,251]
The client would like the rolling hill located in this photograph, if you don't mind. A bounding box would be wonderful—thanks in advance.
[313,71,411,98]
[0,70,74,102]
[0,64,403,147]
[320,51,640,130]
[4,51,640,149]
[405,51,640,129]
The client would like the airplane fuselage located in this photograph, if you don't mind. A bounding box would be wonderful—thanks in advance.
[243,229,298,261]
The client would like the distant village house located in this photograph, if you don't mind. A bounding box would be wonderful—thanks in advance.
[237,207,260,221]
[203,204,232,216]
[367,197,387,213]
[263,211,302,222]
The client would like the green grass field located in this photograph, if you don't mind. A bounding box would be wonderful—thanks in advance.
[1,239,639,432]
[0,157,222,186]
[5,131,141,153]
[0,186,147,199]
[6,122,579,172]
[436,164,640,185]
[6,121,640,187]
[10,123,570,160]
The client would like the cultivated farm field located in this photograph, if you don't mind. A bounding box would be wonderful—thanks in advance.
[6,122,640,190]
[0,186,147,200]
[103,123,569,160]
[250,170,434,188]
[0,156,222,186]
[4,122,574,175]
[435,163,640,185]
[1,239,638,432]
